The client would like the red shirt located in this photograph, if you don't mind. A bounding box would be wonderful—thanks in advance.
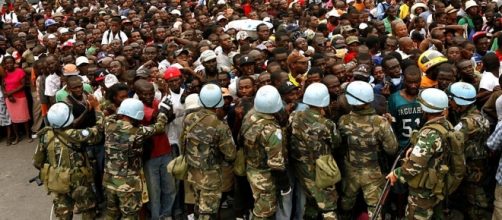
[141,99,171,158]
[4,68,26,98]
[496,50,502,61]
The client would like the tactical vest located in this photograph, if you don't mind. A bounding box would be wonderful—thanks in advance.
[462,112,489,160]
[407,122,466,200]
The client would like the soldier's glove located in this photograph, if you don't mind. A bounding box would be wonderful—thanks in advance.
[271,170,291,195]
[159,95,175,123]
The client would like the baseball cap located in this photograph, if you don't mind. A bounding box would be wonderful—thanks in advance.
[472,31,487,43]
[164,67,182,80]
[63,64,79,76]
[239,55,256,65]
[170,9,181,16]
[61,41,74,49]
[53,12,64,18]
[136,68,151,78]
[278,81,298,95]
[346,36,360,45]
[445,5,458,14]
[236,31,251,41]
[200,50,217,62]
[104,74,119,88]
[45,19,58,28]
[58,27,70,34]
[341,25,355,34]
[326,9,340,17]
[184,94,202,110]
[174,48,189,57]
[287,50,310,65]
[95,69,106,81]
[76,56,89,67]
[217,15,227,22]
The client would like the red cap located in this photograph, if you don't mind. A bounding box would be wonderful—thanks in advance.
[472,31,487,43]
[164,66,182,80]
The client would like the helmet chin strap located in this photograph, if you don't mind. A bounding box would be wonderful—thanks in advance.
[201,95,223,109]
[345,90,369,104]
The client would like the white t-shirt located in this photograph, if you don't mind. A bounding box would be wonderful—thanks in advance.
[479,71,500,92]
[101,30,128,45]
[44,73,61,96]
[1,12,18,24]
[496,95,502,121]
[166,88,185,145]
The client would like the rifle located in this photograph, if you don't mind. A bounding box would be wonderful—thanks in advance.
[371,144,409,220]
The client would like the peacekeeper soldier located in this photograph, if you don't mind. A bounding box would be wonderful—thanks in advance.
[103,98,172,219]
[181,83,236,220]
[387,88,465,219]
[289,83,340,219]
[338,81,398,220]
[447,82,491,219]
[240,85,291,220]
[33,95,103,220]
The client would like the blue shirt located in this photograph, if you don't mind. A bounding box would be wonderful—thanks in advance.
[487,121,502,185]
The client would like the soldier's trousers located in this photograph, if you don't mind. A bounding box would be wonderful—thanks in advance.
[405,193,439,220]
[104,188,142,220]
[340,164,384,219]
[191,185,221,220]
[51,183,96,220]
[459,181,491,219]
[493,184,502,220]
[247,170,277,219]
[300,177,338,220]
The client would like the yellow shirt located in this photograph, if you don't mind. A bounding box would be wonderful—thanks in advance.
[399,4,410,20]
[288,73,300,87]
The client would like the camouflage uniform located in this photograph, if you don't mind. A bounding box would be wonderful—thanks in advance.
[240,111,287,220]
[103,112,168,220]
[393,116,453,220]
[338,107,398,219]
[33,111,105,220]
[455,107,490,219]
[181,108,236,220]
[289,108,340,220]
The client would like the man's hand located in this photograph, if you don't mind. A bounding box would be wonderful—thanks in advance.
[386,172,397,186]
[406,147,413,159]
[87,95,100,111]
[159,95,175,122]
[381,84,391,97]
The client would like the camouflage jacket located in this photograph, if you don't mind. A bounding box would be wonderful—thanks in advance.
[456,107,489,160]
[240,111,286,172]
[180,108,236,170]
[395,117,450,184]
[181,108,236,190]
[289,108,340,180]
[103,112,167,192]
[33,111,105,170]
[338,107,398,168]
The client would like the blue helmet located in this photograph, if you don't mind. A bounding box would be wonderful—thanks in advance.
[303,83,330,107]
[117,98,145,120]
[345,81,374,106]
[199,83,224,108]
[448,82,476,106]
[418,88,449,113]
[47,102,74,128]
[254,85,283,114]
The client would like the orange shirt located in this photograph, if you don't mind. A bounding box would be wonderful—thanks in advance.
[353,2,365,12]
[420,75,437,89]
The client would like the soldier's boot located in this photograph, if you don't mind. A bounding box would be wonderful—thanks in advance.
[322,211,338,220]
[81,209,96,220]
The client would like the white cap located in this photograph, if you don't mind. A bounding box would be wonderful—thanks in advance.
[104,74,119,88]
[76,56,89,66]
[73,7,81,13]
[58,27,70,34]
[47,34,57,39]
[199,50,217,62]
[465,0,479,10]
[217,15,227,22]
[326,9,340,17]
[184,94,202,110]
[170,9,181,16]
[236,31,250,41]
[217,0,226,4]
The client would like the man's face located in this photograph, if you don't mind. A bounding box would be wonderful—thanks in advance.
[404,74,421,96]
[395,23,408,38]
[437,71,455,91]
[220,34,233,50]
[142,47,157,61]
[68,80,84,98]
[203,58,218,74]
[137,86,154,106]
[292,60,308,75]
[325,77,342,97]
[218,74,230,88]
[447,47,461,63]
[385,39,398,51]
[257,74,272,88]
[284,89,299,104]
[110,21,121,33]
[475,37,490,54]
[166,76,182,93]
[109,61,122,75]
[332,65,347,82]
[155,28,166,41]
[238,78,255,98]
[240,63,255,76]
[275,53,289,72]
[46,56,59,73]
[257,26,270,41]
[458,61,474,79]
[123,46,134,58]
[384,58,401,78]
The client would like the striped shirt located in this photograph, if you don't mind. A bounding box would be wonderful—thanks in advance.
[487,121,502,184]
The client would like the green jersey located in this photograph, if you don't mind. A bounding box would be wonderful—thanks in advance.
[388,91,423,149]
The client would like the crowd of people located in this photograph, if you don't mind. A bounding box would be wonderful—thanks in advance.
[3,0,502,219]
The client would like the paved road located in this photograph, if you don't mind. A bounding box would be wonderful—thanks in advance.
[0,138,53,220]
